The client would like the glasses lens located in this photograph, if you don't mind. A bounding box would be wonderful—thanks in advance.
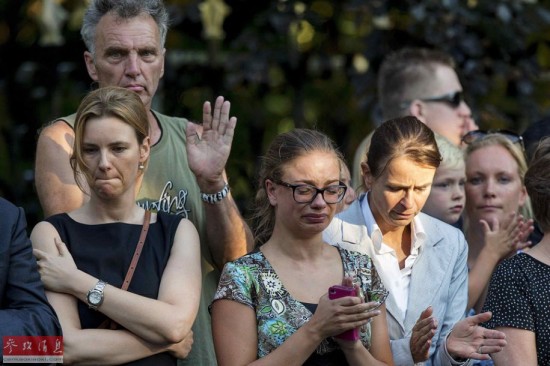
[497,130,521,144]
[323,184,347,204]
[293,185,316,203]
[290,183,347,203]
[422,91,463,108]
[449,92,463,108]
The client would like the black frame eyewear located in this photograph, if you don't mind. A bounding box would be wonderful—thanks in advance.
[274,180,347,204]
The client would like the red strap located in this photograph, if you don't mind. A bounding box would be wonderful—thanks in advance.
[121,210,151,291]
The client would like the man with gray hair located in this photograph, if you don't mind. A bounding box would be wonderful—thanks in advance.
[34,1,253,364]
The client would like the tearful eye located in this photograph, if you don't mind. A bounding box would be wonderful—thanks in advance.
[295,186,315,195]
[325,186,341,195]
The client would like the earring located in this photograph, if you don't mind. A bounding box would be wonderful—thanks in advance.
[138,163,145,170]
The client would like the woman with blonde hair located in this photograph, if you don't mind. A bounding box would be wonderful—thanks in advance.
[462,131,534,312]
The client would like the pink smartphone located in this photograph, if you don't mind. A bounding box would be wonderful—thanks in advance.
[328,285,359,341]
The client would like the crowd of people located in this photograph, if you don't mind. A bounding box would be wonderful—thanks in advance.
[1,0,548,365]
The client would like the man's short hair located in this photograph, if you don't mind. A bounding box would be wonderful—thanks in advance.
[81,0,169,55]
[378,47,456,120]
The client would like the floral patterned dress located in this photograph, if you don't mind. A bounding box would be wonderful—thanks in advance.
[213,246,387,362]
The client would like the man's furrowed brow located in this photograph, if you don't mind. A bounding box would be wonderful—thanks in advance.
[104,46,128,56]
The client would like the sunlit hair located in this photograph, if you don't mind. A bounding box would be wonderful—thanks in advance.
[367,116,441,180]
[464,134,533,220]
[525,137,550,232]
[434,133,464,170]
[378,47,455,120]
[71,86,149,194]
[251,129,343,247]
[81,0,169,55]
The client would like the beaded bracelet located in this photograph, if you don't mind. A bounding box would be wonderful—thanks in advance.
[201,183,230,204]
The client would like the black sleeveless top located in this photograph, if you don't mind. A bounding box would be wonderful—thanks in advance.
[46,211,183,366]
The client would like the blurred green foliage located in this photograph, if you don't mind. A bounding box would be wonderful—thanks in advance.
[1,0,550,226]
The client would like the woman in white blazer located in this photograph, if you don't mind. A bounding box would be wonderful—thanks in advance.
[324,116,507,366]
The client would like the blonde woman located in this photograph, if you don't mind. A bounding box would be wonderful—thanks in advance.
[462,131,534,312]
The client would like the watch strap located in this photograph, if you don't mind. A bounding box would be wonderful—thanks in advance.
[88,280,107,310]
[96,280,107,291]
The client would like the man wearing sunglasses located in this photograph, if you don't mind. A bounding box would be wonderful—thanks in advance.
[352,47,478,188]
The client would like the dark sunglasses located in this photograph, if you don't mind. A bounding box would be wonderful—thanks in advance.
[400,91,465,109]
[461,129,525,150]
[419,91,464,109]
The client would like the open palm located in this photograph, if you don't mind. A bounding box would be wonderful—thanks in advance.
[186,96,236,188]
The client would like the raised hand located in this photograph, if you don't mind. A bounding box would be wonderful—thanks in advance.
[410,306,438,363]
[186,96,237,189]
[33,237,77,293]
[480,212,533,261]
[447,312,507,361]
[516,215,535,251]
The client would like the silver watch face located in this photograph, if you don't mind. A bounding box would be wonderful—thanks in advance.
[88,291,102,305]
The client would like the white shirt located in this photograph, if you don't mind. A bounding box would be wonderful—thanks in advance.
[360,193,427,323]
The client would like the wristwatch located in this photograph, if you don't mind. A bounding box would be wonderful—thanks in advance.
[87,280,107,310]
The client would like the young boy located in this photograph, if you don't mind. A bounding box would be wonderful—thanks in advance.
[422,134,466,225]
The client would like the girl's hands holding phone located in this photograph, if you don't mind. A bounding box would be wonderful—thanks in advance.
[306,277,381,341]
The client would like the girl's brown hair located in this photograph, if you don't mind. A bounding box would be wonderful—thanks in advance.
[251,128,343,246]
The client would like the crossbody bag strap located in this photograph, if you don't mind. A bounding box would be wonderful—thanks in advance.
[121,210,151,291]
[98,210,151,330]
